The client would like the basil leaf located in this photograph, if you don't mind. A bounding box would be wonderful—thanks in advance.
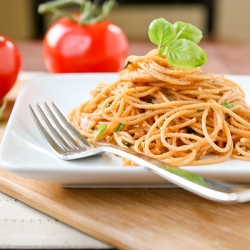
[124,60,131,69]
[173,21,203,44]
[94,124,107,140]
[114,123,125,132]
[106,101,113,107]
[197,109,204,112]
[167,39,207,69]
[122,140,131,147]
[148,18,176,48]
[221,100,236,109]
[147,97,153,103]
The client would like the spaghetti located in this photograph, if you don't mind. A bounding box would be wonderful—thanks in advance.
[69,50,250,166]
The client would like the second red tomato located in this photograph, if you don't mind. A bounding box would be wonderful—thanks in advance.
[0,35,21,99]
[43,18,128,73]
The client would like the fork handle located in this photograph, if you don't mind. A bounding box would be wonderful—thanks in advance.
[96,143,250,203]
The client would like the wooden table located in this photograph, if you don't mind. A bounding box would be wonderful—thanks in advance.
[17,40,250,75]
[1,40,250,250]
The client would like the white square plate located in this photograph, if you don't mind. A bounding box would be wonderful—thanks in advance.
[1,73,250,187]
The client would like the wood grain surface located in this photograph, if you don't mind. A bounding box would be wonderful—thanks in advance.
[1,166,250,250]
[1,41,250,250]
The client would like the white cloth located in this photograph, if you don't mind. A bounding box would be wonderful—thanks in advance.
[0,192,112,249]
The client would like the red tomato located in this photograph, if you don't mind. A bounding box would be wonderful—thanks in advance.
[0,35,21,99]
[43,18,128,73]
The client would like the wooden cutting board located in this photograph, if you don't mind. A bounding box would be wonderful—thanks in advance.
[1,78,250,250]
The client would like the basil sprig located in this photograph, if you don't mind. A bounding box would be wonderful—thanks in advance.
[148,18,207,70]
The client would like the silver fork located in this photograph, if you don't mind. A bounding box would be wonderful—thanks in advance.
[29,102,250,203]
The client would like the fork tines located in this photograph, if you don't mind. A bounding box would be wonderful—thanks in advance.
[29,102,91,154]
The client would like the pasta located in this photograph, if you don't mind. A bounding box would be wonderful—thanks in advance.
[69,50,250,166]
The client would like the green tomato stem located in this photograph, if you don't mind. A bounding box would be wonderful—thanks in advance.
[38,0,115,25]
[79,1,93,23]
[38,0,83,14]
